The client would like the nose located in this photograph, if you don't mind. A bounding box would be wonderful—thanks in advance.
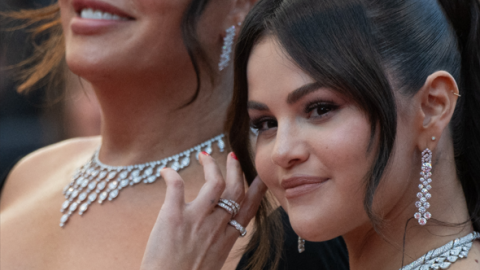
[271,122,309,169]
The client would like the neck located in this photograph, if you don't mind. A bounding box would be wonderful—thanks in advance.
[343,143,473,270]
[89,70,232,166]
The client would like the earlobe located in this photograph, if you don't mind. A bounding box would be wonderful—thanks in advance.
[228,0,259,27]
[417,71,459,150]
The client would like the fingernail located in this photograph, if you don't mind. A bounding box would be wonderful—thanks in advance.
[231,152,238,160]
[201,151,209,156]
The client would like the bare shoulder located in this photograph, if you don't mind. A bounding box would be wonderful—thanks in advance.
[0,136,101,210]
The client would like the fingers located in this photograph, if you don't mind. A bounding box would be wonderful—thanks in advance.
[230,176,267,227]
[223,152,245,201]
[161,168,186,211]
[193,152,226,211]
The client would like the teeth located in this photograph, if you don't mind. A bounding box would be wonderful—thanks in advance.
[102,12,113,20]
[93,10,102,19]
[80,8,127,21]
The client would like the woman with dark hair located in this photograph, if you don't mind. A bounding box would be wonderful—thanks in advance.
[0,0,349,269]
[137,0,480,269]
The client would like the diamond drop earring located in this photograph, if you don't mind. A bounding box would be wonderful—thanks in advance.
[298,236,305,253]
[414,148,433,225]
[218,25,236,71]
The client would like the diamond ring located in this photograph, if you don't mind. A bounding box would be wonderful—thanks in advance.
[229,220,247,237]
[216,201,235,217]
[219,198,240,216]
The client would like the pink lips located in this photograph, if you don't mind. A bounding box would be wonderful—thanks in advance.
[70,0,134,35]
[282,176,328,199]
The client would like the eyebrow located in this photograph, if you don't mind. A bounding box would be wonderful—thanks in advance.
[247,101,269,111]
[287,82,324,104]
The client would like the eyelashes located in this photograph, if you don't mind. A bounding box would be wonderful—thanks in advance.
[250,99,339,134]
[305,100,339,118]
[250,117,277,133]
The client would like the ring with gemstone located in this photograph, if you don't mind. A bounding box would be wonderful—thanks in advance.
[229,220,247,237]
[216,202,235,217]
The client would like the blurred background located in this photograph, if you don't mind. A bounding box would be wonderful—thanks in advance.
[0,0,101,191]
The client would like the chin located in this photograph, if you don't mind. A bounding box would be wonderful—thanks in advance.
[287,207,343,242]
[66,50,123,83]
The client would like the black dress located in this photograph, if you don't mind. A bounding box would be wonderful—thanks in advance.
[236,207,349,270]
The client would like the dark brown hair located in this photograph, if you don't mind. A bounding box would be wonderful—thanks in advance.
[229,0,480,268]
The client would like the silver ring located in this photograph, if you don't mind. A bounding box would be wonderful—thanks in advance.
[221,199,240,211]
[229,220,247,237]
[219,199,240,216]
[216,202,234,217]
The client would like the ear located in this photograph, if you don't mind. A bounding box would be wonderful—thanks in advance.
[223,0,258,32]
[416,71,460,150]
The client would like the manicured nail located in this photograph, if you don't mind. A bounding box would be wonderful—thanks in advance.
[201,151,209,156]
[231,152,238,160]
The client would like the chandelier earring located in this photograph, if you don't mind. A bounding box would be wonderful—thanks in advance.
[298,236,305,253]
[414,148,433,225]
[218,25,236,71]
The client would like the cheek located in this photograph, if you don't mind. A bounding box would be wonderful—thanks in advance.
[370,106,417,217]
[254,141,289,208]
[314,114,373,178]
[300,113,374,238]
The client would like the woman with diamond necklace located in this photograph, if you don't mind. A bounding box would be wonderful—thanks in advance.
[122,0,480,269]
[0,0,261,269]
[0,0,350,269]
[0,0,258,269]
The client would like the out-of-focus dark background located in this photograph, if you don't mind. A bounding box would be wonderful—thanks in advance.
[0,0,101,192]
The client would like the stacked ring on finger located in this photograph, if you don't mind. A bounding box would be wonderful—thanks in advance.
[219,199,240,216]
[229,220,247,237]
[216,201,235,217]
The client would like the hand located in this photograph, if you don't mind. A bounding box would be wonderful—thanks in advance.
[140,152,267,270]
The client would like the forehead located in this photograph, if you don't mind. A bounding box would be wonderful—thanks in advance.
[246,36,315,101]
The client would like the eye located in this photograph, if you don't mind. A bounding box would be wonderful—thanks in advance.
[250,117,278,133]
[306,101,339,118]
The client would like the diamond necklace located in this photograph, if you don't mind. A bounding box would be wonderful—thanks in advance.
[59,134,225,227]
[400,231,480,270]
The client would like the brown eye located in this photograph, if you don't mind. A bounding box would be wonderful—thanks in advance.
[307,102,338,118]
[251,118,277,133]
[312,105,333,116]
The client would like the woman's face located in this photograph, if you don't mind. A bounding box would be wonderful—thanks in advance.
[58,0,230,84]
[247,37,379,241]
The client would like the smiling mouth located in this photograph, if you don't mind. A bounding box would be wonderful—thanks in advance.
[79,8,129,21]
[73,0,134,21]
[282,176,329,199]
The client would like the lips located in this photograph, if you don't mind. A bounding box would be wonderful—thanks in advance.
[72,0,134,20]
[282,176,328,199]
[70,0,134,35]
